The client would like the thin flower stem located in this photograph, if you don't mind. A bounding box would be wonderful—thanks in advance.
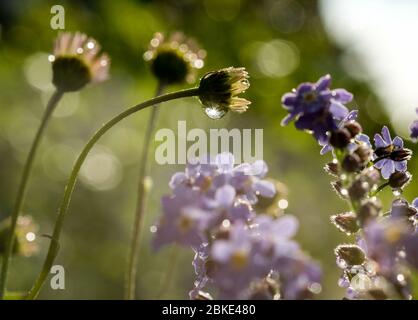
[156,246,179,299]
[371,182,390,197]
[125,82,165,300]
[0,90,64,299]
[26,87,199,300]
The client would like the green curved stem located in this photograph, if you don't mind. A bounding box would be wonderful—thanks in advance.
[26,87,199,300]
[0,90,64,299]
[125,82,165,300]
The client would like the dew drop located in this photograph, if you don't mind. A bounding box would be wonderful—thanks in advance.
[204,107,226,120]
[397,273,405,284]
[278,199,288,209]
[398,250,406,258]
[76,47,83,54]
[87,41,95,49]
[143,51,153,61]
[337,257,347,269]
[48,55,55,62]
[150,225,157,233]
[150,38,160,47]
[393,189,401,197]
[25,232,36,242]
[308,282,322,294]
[222,219,231,228]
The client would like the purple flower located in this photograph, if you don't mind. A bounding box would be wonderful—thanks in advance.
[409,108,418,140]
[360,217,409,277]
[208,215,320,299]
[152,188,211,250]
[154,152,321,300]
[281,74,353,144]
[153,153,276,251]
[403,233,418,269]
[373,126,411,179]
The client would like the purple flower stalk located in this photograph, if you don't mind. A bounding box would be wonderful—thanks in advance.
[281,74,353,144]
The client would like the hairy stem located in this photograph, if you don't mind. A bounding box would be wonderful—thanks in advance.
[26,87,199,300]
[0,90,64,299]
[125,83,165,300]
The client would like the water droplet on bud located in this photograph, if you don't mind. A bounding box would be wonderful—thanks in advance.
[204,107,226,120]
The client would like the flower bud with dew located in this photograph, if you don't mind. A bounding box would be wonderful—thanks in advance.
[198,67,250,119]
[143,32,205,85]
[50,32,110,92]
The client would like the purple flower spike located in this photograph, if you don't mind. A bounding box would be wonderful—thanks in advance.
[281,74,353,145]
[373,126,411,179]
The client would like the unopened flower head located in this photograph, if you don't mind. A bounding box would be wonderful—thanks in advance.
[143,32,206,85]
[198,67,251,119]
[50,32,110,92]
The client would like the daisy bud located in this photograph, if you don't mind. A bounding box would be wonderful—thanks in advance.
[144,32,205,85]
[198,67,251,119]
[51,32,110,92]
[0,216,39,257]
[335,244,366,266]
[331,212,359,234]
[388,171,411,189]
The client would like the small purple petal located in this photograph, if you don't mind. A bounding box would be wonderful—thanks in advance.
[412,197,418,209]
[356,133,371,146]
[216,152,234,172]
[297,83,315,94]
[320,144,333,155]
[252,180,276,198]
[374,133,388,148]
[329,101,349,119]
[250,160,268,177]
[281,113,297,126]
[409,120,418,139]
[282,93,297,107]
[393,136,404,148]
[333,88,353,103]
[315,74,331,91]
[272,215,299,238]
[381,160,395,179]
[381,126,392,145]
[394,160,407,172]
[215,185,236,207]
[169,172,187,189]
[374,158,388,170]
[344,110,358,122]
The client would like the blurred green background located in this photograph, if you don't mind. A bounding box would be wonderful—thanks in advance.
[0,0,417,299]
